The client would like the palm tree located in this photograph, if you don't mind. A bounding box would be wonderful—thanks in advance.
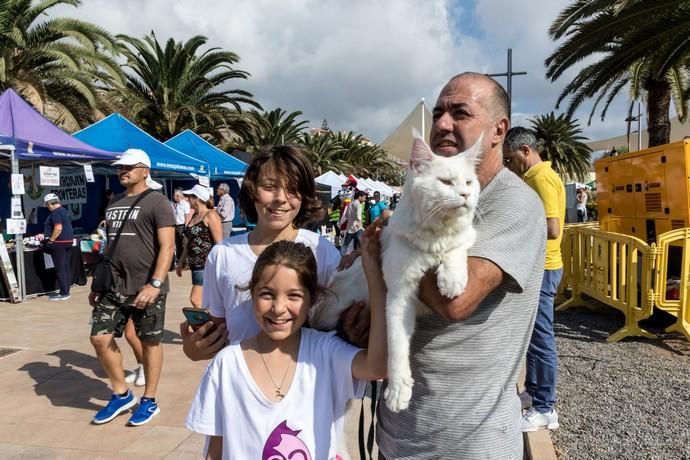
[0,0,123,131]
[335,131,399,180]
[545,0,690,147]
[242,108,309,150]
[530,112,592,182]
[113,32,260,142]
[300,129,403,184]
[299,131,346,176]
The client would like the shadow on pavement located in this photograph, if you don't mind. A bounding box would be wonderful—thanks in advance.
[19,350,112,411]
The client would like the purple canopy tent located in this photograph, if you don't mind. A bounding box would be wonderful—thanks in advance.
[0,88,120,161]
[0,88,120,301]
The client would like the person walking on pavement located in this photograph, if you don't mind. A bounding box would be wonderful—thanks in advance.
[88,148,175,426]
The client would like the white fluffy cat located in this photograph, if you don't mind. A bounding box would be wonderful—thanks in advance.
[309,133,481,412]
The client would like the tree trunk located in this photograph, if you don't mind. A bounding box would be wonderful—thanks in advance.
[644,78,671,147]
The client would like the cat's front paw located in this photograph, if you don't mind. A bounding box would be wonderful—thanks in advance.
[436,265,468,299]
[384,376,414,412]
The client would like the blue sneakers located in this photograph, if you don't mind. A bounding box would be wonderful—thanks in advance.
[127,397,160,426]
[92,390,137,424]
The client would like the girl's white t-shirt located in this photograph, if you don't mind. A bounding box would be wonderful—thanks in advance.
[186,328,366,460]
[202,229,341,343]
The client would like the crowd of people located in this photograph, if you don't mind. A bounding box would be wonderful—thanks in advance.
[79,72,564,459]
[326,184,396,254]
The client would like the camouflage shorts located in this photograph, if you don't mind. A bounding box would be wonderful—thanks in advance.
[91,291,167,342]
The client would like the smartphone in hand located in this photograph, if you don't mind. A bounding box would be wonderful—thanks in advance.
[182,307,214,331]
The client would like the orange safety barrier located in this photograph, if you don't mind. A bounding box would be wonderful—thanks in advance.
[556,226,656,342]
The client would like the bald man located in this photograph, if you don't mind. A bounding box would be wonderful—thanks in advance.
[376,73,546,459]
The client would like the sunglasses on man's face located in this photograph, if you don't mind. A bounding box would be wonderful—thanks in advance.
[118,164,148,172]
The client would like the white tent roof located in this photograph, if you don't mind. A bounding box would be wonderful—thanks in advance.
[318,171,395,197]
[358,178,382,194]
[374,180,395,195]
[315,171,344,198]
[380,100,432,163]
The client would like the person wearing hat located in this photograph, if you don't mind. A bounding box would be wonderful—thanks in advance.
[43,193,74,301]
[88,148,175,427]
[176,184,223,308]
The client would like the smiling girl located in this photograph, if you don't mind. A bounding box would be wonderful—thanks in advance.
[186,238,387,460]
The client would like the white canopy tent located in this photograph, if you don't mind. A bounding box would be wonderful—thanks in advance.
[374,180,395,196]
[359,177,389,196]
[316,170,396,199]
[315,171,344,198]
[380,99,432,163]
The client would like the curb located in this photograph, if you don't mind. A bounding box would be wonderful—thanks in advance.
[524,429,557,460]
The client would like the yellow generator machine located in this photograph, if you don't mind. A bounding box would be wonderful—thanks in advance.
[595,138,690,244]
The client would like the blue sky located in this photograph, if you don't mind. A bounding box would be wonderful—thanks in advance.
[54,0,636,146]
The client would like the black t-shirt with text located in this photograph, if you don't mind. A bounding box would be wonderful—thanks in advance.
[105,190,175,296]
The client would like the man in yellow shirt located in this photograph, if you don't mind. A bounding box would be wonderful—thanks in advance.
[503,127,565,432]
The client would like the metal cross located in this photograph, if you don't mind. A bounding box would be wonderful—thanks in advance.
[487,48,527,121]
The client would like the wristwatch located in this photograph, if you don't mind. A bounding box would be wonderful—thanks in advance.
[149,278,163,289]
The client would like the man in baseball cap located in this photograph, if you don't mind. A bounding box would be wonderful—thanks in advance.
[43,193,60,203]
[89,148,175,426]
[113,149,162,190]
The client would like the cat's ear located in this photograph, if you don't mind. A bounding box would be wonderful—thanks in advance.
[460,132,484,165]
[409,129,433,172]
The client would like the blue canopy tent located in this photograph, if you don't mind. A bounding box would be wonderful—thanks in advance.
[0,89,121,302]
[73,114,209,177]
[165,130,247,178]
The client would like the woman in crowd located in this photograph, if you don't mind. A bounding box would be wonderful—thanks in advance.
[176,184,223,308]
[180,144,342,358]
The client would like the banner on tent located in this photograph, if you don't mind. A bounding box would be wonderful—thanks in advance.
[21,169,86,224]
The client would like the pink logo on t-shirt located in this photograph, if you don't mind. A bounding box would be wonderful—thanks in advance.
[262,420,312,460]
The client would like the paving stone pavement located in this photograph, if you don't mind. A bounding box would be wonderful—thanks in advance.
[0,274,370,459]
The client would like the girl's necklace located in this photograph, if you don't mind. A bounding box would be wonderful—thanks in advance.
[257,337,294,400]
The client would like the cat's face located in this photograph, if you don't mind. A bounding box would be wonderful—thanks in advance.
[406,135,481,221]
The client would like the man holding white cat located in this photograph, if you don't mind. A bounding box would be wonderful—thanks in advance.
[503,126,565,432]
[375,73,546,459]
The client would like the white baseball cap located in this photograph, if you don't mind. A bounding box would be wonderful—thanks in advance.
[44,193,59,203]
[113,148,162,189]
[113,148,151,168]
[183,184,211,202]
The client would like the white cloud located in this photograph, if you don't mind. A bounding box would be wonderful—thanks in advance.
[51,0,635,143]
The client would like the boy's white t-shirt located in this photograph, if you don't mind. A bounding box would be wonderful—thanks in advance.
[202,229,341,343]
[186,328,366,460]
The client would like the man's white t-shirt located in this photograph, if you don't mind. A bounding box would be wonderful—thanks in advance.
[186,328,366,460]
[203,229,341,343]
[174,199,190,225]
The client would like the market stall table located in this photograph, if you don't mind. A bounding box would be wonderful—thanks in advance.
[0,245,86,300]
